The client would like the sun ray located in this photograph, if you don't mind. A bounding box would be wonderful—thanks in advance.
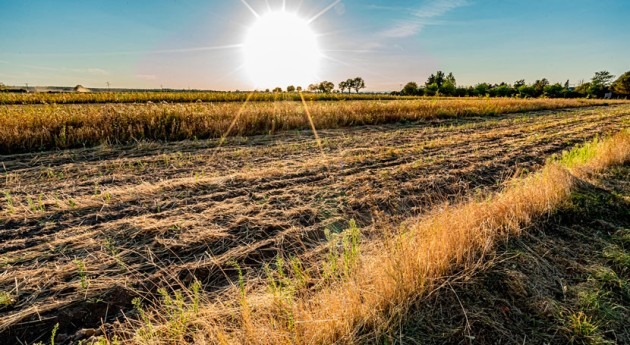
[307,0,342,24]
[240,0,260,18]
[299,91,327,161]
[213,92,255,156]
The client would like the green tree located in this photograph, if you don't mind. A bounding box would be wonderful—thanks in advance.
[518,85,536,98]
[318,81,335,93]
[439,81,456,96]
[308,84,318,92]
[338,81,348,93]
[494,84,513,97]
[612,71,630,95]
[273,87,283,93]
[351,77,366,93]
[287,85,296,92]
[513,79,526,89]
[296,86,303,92]
[426,71,446,88]
[446,72,456,86]
[574,82,591,96]
[425,83,438,96]
[588,71,615,98]
[474,83,490,96]
[592,71,615,87]
[401,82,419,96]
[543,83,564,98]
[532,78,549,97]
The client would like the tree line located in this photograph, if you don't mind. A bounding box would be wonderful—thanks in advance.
[266,77,366,94]
[397,70,630,98]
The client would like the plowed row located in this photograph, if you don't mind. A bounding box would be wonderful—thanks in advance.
[1,105,629,344]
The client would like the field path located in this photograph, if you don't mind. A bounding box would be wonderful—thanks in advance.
[1,105,629,343]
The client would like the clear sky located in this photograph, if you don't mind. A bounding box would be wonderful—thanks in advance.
[1,0,629,91]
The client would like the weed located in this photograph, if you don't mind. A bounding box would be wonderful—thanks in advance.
[0,291,14,308]
[74,259,89,292]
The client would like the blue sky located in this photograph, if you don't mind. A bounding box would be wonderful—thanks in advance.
[1,0,628,91]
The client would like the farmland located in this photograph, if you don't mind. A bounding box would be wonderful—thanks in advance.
[0,97,622,153]
[0,98,629,343]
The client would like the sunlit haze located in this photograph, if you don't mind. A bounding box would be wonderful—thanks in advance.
[243,11,321,89]
[1,0,629,90]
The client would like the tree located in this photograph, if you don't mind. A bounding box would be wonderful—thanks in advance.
[474,83,490,96]
[446,72,456,86]
[273,87,283,93]
[351,77,365,93]
[518,85,536,98]
[425,83,438,96]
[514,79,526,89]
[426,71,446,88]
[308,84,318,92]
[592,71,615,87]
[532,78,549,97]
[612,71,630,96]
[318,81,335,93]
[574,82,591,97]
[401,82,419,96]
[296,86,303,92]
[287,85,296,92]
[338,81,348,93]
[439,81,456,96]
[543,83,564,98]
[494,84,514,97]
[587,71,615,98]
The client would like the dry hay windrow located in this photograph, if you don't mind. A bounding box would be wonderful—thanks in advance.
[0,105,629,343]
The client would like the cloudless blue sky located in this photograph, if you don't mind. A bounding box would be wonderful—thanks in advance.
[1,0,628,91]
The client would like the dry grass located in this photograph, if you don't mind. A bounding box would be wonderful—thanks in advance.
[0,98,624,153]
[0,91,404,105]
[1,105,628,344]
[114,129,630,344]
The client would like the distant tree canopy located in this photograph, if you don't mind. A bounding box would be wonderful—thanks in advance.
[401,82,419,96]
[337,77,366,94]
[588,70,615,98]
[273,87,283,93]
[612,71,630,96]
[318,81,335,93]
[399,70,605,98]
[338,80,349,93]
[287,85,296,92]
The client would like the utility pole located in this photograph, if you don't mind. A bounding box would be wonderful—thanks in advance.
[106,81,110,90]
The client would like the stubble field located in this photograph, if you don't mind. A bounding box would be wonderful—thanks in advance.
[0,99,629,344]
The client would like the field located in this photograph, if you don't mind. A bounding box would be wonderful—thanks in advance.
[0,98,621,153]
[1,99,629,344]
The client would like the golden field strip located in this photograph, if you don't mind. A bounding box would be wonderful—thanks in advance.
[0,91,404,105]
[0,104,628,343]
[0,98,623,153]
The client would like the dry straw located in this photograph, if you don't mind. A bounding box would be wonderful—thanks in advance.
[111,130,629,344]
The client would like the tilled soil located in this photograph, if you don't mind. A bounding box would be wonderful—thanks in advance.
[1,105,629,344]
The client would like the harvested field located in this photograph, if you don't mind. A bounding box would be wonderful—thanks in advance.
[0,98,621,153]
[1,105,629,343]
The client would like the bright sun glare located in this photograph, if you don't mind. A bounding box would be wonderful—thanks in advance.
[243,11,321,89]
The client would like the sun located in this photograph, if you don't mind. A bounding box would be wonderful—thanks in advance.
[243,11,321,89]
